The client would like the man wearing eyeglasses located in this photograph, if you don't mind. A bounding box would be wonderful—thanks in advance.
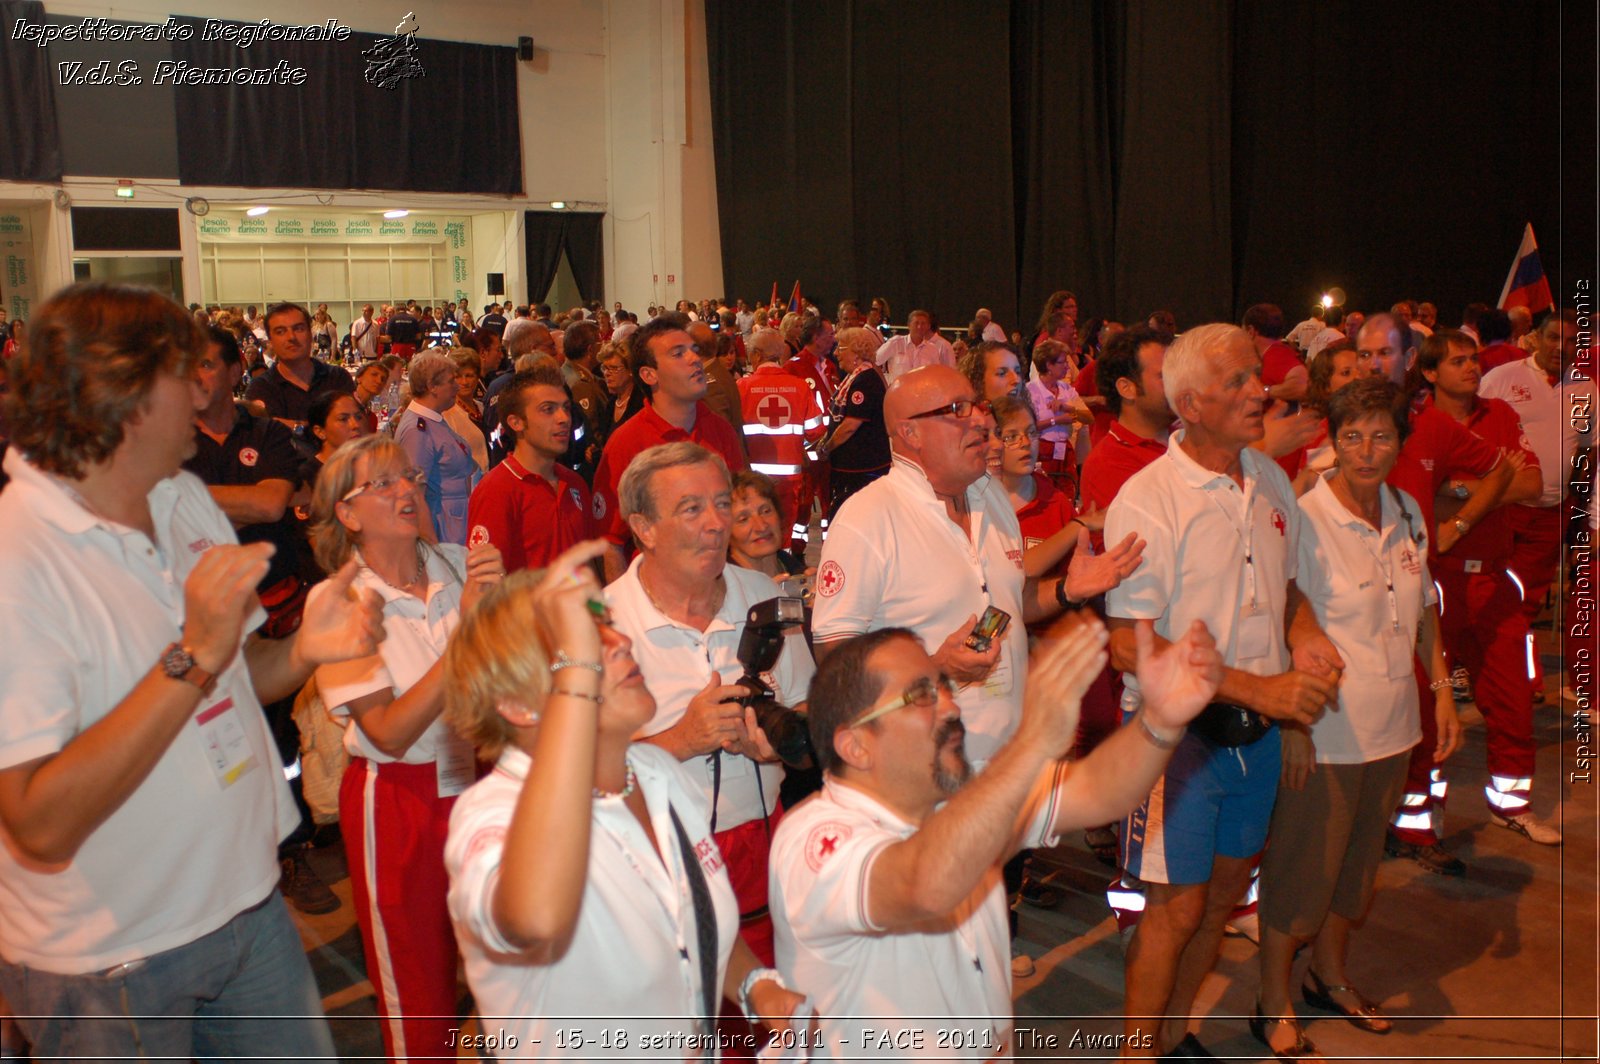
[770,613,1222,1059]
[813,364,1145,772]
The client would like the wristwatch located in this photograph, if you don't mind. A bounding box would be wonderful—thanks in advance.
[161,642,218,696]
[1452,517,1471,537]
[1055,577,1084,610]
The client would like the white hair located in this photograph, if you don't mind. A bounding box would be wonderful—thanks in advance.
[1162,323,1249,420]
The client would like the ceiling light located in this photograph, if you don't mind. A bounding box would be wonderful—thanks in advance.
[383,209,409,219]
[549,201,566,210]
[246,206,269,216]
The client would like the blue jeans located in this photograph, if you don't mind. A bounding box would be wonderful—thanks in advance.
[0,892,335,1061]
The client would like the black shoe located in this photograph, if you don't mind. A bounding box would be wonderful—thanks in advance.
[1160,1032,1216,1060]
[279,849,340,914]
[1383,832,1466,876]
[1018,876,1063,909]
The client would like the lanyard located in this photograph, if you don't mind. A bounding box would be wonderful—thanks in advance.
[1204,475,1260,612]
[1348,517,1402,632]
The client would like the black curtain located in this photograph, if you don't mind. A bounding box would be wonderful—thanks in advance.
[524,212,606,306]
[172,18,521,195]
[0,1,63,182]
[707,2,1574,330]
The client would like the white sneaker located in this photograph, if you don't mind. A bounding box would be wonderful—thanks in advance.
[1010,951,1035,978]
[1491,810,1563,845]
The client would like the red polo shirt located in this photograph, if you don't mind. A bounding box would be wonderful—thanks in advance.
[1261,340,1303,388]
[1477,342,1525,374]
[1073,359,1116,445]
[467,454,596,573]
[1080,420,1167,513]
[1015,473,1078,572]
[1388,403,1501,552]
[1415,393,1537,564]
[593,401,747,545]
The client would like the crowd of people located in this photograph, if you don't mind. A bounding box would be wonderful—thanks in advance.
[0,277,1583,1062]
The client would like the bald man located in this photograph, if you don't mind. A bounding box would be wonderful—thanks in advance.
[812,365,1143,766]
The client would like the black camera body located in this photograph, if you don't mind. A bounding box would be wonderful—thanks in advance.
[735,596,813,768]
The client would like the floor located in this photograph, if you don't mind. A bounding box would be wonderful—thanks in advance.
[288,622,1598,1063]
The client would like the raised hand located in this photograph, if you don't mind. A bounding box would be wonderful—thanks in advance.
[460,541,507,614]
[296,557,386,665]
[1018,611,1109,756]
[1135,619,1223,732]
[529,540,608,670]
[184,542,276,672]
[1062,525,1145,601]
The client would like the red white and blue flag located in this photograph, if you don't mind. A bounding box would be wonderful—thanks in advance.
[1497,222,1554,314]
[788,280,804,314]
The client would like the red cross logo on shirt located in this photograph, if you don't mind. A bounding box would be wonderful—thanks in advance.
[757,394,792,428]
[1271,509,1286,536]
[819,835,837,856]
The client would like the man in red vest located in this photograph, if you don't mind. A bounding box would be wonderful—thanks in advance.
[741,330,825,547]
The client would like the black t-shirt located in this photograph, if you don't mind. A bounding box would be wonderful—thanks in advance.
[243,359,355,425]
[387,312,420,345]
[480,312,508,337]
[184,406,305,588]
[829,365,890,472]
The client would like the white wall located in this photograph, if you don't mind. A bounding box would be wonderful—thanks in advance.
[0,0,724,315]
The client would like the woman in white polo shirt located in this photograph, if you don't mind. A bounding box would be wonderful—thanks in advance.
[1254,379,1461,1060]
[443,542,811,1058]
[309,433,504,1063]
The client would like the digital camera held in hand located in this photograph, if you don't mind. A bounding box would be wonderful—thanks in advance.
[735,597,813,768]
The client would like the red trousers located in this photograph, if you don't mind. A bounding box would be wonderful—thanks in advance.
[341,758,460,1064]
[1509,504,1561,689]
[1392,662,1448,845]
[1437,565,1536,816]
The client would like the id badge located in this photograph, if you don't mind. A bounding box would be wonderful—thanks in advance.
[1236,609,1273,661]
[983,644,1015,697]
[1382,628,1413,680]
[435,728,476,797]
[194,696,257,790]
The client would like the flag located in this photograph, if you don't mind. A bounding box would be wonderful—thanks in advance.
[1497,222,1554,314]
[769,281,780,310]
[788,280,803,314]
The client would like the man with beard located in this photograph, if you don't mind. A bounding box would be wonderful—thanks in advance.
[770,614,1222,1059]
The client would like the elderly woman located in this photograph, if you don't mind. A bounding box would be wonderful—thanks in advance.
[443,348,490,472]
[728,470,811,598]
[821,326,890,515]
[393,349,479,544]
[443,542,809,1056]
[599,341,646,430]
[310,433,504,1062]
[1027,338,1092,494]
[1254,379,1461,1060]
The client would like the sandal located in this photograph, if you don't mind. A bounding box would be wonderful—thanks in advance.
[1084,825,1119,867]
[1249,1002,1321,1061]
[1302,968,1393,1034]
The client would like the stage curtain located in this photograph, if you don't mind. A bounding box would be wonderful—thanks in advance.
[0,0,63,182]
[563,213,606,305]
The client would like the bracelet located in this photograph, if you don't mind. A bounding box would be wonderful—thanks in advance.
[738,966,790,1024]
[550,650,603,674]
[1428,678,1458,691]
[1135,712,1183,750]
[550,687,604,704]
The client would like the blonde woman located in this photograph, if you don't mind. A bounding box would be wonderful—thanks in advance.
[309,433,504,1062]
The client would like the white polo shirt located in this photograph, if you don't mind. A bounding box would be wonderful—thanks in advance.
[1480,356,1594,507]
[606,559,815,831]
[770,767,1066,1061]
[317,543,470,767]
[875,334,956,383]
[1296,476,1430,764]
[446,743,738,1056]
[1105,432,1300,699]
[813,457,1028,765]
[0,453,295,974]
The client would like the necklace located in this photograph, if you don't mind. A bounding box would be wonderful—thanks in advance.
[593,757,637,800]
[371,542,426,593]
[639,566,725,624]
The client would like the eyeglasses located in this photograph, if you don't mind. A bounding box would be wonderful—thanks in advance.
[342,467,426,502]
[907,398,988,422]
[852,673,959,728]
[1334,430,1399,452]
[1000,427,1041,447]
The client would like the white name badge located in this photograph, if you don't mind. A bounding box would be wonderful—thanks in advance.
[435,728,477,798]
[195,696,257,790]
[1383,628,1413,681]
[1236,609,1274,661]
[983,644,1015,697]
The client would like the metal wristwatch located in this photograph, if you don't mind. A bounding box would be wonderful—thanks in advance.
[161,642,217,696]
[1452,517,1471,537]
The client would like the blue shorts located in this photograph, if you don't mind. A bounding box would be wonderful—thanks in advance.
[1120,705,1281,885]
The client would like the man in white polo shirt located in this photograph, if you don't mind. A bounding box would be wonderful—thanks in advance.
[812,364,1143,766]
[606,441,815,965]
[1103,323,1344,1059]
[875,309,956,383]
[771,614,1223,1059]
[0,282,383,1059]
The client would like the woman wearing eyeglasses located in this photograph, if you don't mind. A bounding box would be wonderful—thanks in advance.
[1253,379,1460,1061]
[308,433,505,1063]
[442,541,811,1057]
